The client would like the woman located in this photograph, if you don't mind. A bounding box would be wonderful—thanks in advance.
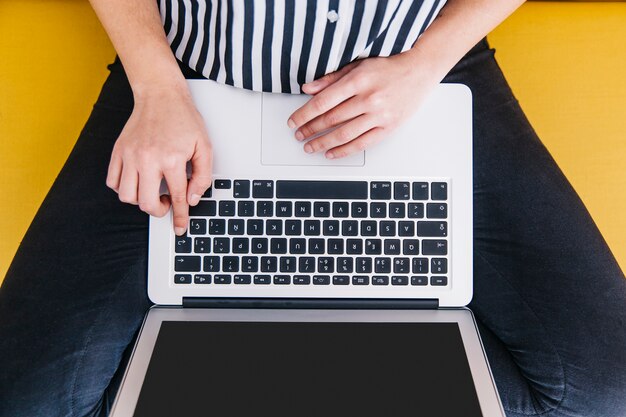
[1,0,624,416]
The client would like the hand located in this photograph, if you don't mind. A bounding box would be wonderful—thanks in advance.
[106,86,213,235]
[288,50,440,159]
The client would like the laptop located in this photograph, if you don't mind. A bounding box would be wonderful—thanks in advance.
[109,80,505,417]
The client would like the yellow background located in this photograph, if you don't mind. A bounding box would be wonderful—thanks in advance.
[1,1,625,284]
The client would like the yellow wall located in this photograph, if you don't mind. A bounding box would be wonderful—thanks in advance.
[1,1,624,284]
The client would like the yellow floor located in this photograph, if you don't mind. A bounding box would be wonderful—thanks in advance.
[0,1,624,284]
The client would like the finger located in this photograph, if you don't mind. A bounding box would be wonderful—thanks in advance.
[117,165,139,204]
[187,138,213,206]
[326,127,387,159]
[288,77,354,130]
[138,169,170,217]
[304,114,375,156]
[106,151,123,191]
[163,165,190,236]
[302,61,358,95]
[296,96,363,141]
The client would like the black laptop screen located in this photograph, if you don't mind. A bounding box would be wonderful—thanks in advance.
[133,321,483,417]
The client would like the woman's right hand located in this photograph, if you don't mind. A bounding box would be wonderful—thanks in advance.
[106,85,213,236]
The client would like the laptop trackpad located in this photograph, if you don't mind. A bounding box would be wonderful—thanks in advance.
[261,93,365,167]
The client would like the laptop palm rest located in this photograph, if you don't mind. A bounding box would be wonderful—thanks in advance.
[260,92,365,167]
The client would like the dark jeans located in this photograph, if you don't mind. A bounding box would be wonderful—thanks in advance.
[1,39,625,417]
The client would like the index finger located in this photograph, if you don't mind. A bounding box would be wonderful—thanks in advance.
[288,79,354,129]
[164,166,190,236]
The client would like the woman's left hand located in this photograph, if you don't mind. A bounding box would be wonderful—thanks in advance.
[287,50,441,159]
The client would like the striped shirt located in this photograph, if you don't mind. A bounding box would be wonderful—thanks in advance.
[159,0,446,93]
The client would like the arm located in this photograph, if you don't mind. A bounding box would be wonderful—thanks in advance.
[89,0,213,235]
[288,0,526,158]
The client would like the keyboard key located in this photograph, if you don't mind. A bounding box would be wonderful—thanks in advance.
[251,238,268,254]
[361,221,377,236]
[323,220,340,236]
[403,239,419,255]
[375,257,391,273]
[327,239,344,254]
[417,221,447,237]
[411,276,428,286]
[352,276,369,285]
[431,258,448,274]
[314,202,330,217]
[295,201,311,217]
[247,219,264,235]
[370,182,391,200]
[189,219,207,235]
[308,239,325,254]
[372,275,389,285]
[238,201,255,217]
[276,201,293,217]
[233,180,250,198]
[337,257,354,273]
[412,258,429,274]
[252,180,274,198]
[380,221,396,236]
[174,256,201,272]
[219,200,236,216]
[175,235,192,253]
[393,257,410,273]
[234,274,252,284]
[212,238,230,253]
[431,182,447,200]
[384,239,401,255]
[398,221,414,237]
[356,257,373,273]
[346,239,363,255]
[254,275,271,285]
[333,275,350,285]
[189,200,216,216]
[194,274,211,284]
[266,219,283,235]
[222,256,239,272]
[412,182,429,200]
[422,240,448,255]
[370,202,386,218]
[394,182,410,200]
[304,220,321,236]
[274,275,291,285]
[392,276,409,286]
[318,257,334,273]
[431,276,448,286]
[408,203,424,219]
[276,180,368,199]
[342,220,358,236]
[280,256,297,272]
[194,237,211,253]
[332,202,349,217]
[313,275,331,285]
[208,219,225,235]
[351,202,368,218]
[214,179,231,189]
[256,201,273,217]
[289,238,306,254]
[228,219,245,235]
[214,274,232,284]
[427,203,447,219]
[261,256,278,272]
[389,203,405,219]
[203,256,220,272]
[299,257,316,273]
[285,220,302,236]
[174,274,192,284]
[202,187,212,198]
[294,275,311,285]
[365,239,382,255]
[241,256,258,272]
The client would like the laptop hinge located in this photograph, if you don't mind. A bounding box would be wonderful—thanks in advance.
[182,297,439,309]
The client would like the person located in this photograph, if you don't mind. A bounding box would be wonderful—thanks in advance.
[0,0,624,416]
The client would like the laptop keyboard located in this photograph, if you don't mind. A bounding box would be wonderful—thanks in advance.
[173,179,449,288]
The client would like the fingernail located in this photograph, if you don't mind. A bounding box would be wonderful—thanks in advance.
[295,131,304,141]
[326,152,335,159]
[287,118,296,129]
[175,227,186,236]
[304,144,313,153]
[189,193,201,206]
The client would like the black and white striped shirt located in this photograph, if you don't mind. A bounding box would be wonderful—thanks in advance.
[159,0,446,93]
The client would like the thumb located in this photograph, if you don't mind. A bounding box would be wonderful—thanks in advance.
[302,61,359,94]
[187,137,213,206]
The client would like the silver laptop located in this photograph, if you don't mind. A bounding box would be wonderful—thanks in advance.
[109,80,505,417]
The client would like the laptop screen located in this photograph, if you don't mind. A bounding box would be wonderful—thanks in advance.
[133,321,483,417]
